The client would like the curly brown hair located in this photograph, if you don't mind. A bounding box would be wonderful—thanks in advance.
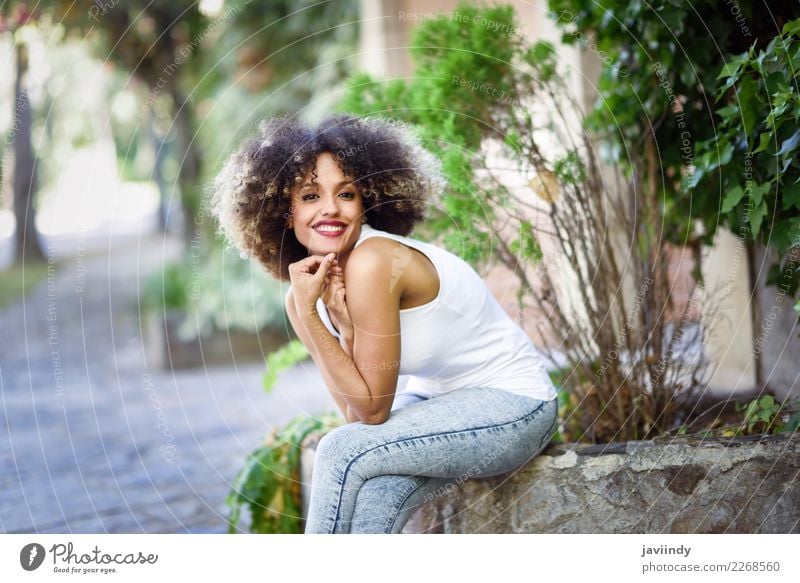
[211,113,445,281]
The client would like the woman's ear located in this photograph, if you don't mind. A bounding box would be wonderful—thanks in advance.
[284,211,293,229]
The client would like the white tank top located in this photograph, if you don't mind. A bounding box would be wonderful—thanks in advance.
[310,224,557,402]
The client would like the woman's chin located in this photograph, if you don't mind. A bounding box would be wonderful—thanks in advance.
[296,230,358,257]
[309,242,352,256]
[309,236,354,253]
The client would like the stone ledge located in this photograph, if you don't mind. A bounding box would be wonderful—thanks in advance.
[300,433,800,533]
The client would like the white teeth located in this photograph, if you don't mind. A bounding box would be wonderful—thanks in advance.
[316,225,344,233]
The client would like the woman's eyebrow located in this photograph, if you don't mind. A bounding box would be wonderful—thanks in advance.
[301,180,356,188]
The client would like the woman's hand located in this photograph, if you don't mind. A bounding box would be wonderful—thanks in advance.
[288,253,337,317]
[322,267,353,343]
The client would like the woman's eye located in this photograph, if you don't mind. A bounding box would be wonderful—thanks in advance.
[300,192,355,201]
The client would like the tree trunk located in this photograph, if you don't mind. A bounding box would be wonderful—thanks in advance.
[746,241,763,389]
[170,88,201,252]
[12,41,44,264]
[149,110,170,232]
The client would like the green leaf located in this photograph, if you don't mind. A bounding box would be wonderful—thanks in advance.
[782,18,800,37]
[716,52,748,81]
[750,182,771,208]
[749,201,768,235]
[722,186,745,213]
[781,181,800,210]
[753,132,772,154]
[531,40,557,63]
[719,142,734,165]
[791,46,800,72]
[227,412,342,533]
[737,76,757,137]
[504,129,523,154]
[772,218,800,255]
[717,104,739,121]
[759,395,776,409]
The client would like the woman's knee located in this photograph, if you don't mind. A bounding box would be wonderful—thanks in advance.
[315,425,351,461]
[314,421,375,467]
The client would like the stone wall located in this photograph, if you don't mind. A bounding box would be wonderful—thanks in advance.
[301,434,800,533]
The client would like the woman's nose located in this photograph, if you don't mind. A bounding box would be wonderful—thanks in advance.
[320,193,340,215]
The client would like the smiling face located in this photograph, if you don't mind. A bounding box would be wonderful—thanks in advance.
[288,152,365,259]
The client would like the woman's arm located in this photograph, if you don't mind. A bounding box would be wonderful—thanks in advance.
[320,269,355,358]
[339,242,403,423]
[289,247,403,424]
[285,290,360,423]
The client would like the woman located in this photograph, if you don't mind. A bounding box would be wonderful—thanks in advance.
[212,114,558,534]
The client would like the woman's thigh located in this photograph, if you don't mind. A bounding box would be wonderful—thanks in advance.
[390,389,431,411]
[308,387,557,533]
[315,386,558,482]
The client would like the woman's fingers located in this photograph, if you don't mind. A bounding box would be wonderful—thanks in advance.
[322,276,336,305]
[327,280,350,321]
[313,254,336,280]
[291,253,336,275]
[290,257,342,281]
[320,264,346,313]
[288,254,338,312]
[324,279,340,305]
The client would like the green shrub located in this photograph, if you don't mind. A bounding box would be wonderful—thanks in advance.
[142,246,288,340]
[180,246,287,339]
[263,339,310,394]
[736,395,800,436]
[693,18,800,297]
[142,262,190,312]
[226,412,342,534]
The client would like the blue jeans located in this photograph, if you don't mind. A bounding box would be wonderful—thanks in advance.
[304,386,558,534]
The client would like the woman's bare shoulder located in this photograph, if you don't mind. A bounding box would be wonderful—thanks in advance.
[346,236,438,311]
[347,236,400,265]
[344,238,399,295]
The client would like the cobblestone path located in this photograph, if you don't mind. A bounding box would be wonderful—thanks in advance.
[0,234,335,533]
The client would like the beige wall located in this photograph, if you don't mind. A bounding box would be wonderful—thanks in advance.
[701,229,757,393]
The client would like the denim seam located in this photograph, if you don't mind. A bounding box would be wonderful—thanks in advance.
[385,478,430,533]
[329,399,548,528]
[538,408,559,451]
